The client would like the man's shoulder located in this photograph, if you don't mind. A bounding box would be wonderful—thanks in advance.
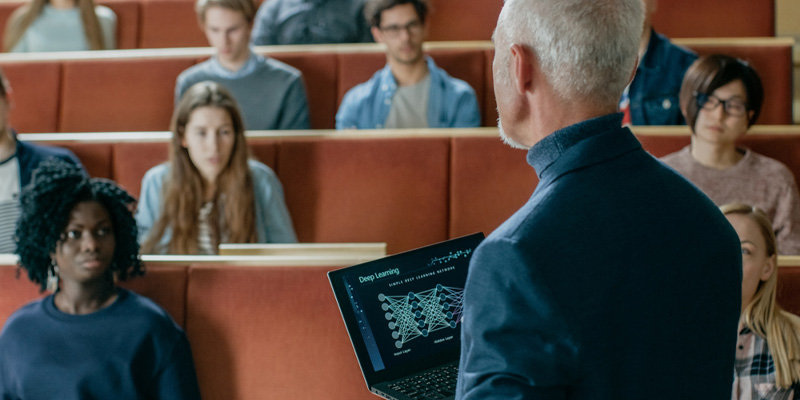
[256,55,303,80]
[341,68,385,106]
[176,60,215,85]
[17,139,79,166]
[429,62,476,96]
[649,31,697,67]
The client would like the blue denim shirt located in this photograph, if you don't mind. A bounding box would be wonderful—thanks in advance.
[336,56,481,129]
[135,159,297,254]
[628,30,697,125]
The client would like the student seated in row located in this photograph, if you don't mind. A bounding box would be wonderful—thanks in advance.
[621,0,696,125]
[336,0,480,130]
[722,203,800,397]
[137,81,296,255]
[0,159,201,398]
[0,68,83,253]
[175,0,310,131]
[250,0,373,46]
[661,54,800,255]
[3,0,116,52]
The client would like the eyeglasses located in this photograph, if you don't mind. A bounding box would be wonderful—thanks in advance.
[694,92,748,117]
[379,20,423,38]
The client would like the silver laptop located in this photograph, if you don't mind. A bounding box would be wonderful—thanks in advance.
[328,233,484,400]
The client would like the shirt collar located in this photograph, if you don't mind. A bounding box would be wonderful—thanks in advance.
[527,113,624,173]
[209,50,259,78]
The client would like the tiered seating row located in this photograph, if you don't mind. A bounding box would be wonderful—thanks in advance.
[20,125,800,255]
[0,38,793,134]
[0,0,775,51]
[2,255,800,400]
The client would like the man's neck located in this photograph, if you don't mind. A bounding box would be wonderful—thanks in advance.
[389,58,429,87]
[523,92,618,149]
[0,128,15,161]
[217,51,251,73]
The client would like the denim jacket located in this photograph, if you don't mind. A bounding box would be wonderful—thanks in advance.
[135,159,297,254]
[336,56,481,129]
[629,30,697,125]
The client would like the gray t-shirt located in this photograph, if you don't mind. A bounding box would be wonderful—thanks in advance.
[384,74,431,129]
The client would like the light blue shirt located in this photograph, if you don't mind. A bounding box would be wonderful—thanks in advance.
[135,159,297,254]
[11,4,116,52]
[336,57,481,129]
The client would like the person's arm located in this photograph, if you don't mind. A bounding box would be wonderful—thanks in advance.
[153,333,201,400]
[254,164,297,243]
[456,238,576,400]
[135,167,164,249]
[277,75,311,130]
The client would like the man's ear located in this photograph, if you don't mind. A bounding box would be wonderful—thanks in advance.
[509,43,532,95]
[627,56,639,87]
[371,26,383,44]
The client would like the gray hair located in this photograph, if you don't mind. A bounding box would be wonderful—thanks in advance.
[494,0,643,107]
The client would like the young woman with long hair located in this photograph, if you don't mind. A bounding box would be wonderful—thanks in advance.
[3,0,116,52]
[136,80,296,254]
[722,203,800,397]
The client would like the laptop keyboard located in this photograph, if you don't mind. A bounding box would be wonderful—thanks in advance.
[387,363,459,400]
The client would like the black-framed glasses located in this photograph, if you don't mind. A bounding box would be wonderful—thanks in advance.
[694,92,748,117]
[379,20,423,38]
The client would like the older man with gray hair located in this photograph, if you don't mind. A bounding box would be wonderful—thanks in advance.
[455,0,742,398]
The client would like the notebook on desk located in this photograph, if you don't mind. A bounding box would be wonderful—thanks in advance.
[328,233,484,400]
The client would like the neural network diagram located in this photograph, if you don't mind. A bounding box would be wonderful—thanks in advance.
[379,284,464,349]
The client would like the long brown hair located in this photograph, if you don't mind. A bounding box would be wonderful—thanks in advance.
[721,203,800,388]
[142,81,257,254]
[4,0,107,51]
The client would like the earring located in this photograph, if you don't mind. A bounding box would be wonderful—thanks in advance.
[47,260,59,293]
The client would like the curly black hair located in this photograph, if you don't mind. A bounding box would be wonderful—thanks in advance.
[15,158,144,291]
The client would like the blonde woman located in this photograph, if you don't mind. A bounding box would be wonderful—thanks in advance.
[3,0,116,52]
[136,81,296,254]
[722,203,800,398]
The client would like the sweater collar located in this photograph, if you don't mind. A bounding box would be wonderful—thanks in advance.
[527,113,624,175]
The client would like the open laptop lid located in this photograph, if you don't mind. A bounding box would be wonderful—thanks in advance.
[328,233,484,389]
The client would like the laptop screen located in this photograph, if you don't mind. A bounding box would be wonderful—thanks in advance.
[329,233,484,383]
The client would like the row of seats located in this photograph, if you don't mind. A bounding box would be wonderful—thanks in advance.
[0,39,793,133]
[20,125,800,254]
[0,0,774,51]
[2,255,799,400]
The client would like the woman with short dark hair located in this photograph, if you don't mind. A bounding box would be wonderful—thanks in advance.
[661,54,800,254]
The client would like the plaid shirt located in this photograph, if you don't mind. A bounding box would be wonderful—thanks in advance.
[733,325,799,400]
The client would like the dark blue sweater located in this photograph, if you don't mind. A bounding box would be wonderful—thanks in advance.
[0,289,201,399]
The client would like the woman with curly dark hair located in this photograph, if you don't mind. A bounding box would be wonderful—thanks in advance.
[0,158,201,399]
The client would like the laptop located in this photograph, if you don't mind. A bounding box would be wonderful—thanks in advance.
[328,233,484,400]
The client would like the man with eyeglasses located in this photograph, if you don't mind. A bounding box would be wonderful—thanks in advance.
[336,0,480,129]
